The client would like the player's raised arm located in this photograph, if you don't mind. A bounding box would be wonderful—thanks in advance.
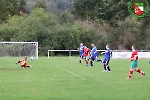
[101,45,110,54]
[101,50,108,54]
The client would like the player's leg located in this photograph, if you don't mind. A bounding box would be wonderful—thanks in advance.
[97,59,103,62]
[135,68,145,76]
[90,56,94,66]
[85,56,89,66]
[126,61,136,79]
[88,56,91,61]
[25,63,32,68]
[134,61,145,76]
[21,65,25,68]
[79,54,83,63]
[22,63,31,68]
[96,56,103,62]
[21,62,26,68]
[102,59,107,72]
[105,60,111,72]
[91,56,98,66]
[126,68,134,79]
[88,53,91,61]
[27,65,32,68]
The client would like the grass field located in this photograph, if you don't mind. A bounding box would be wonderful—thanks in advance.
[0,57,150,100]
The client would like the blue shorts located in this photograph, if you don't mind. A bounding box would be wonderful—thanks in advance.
[79,54,84,58]
[90,56,97,61]
[103,59,110,65]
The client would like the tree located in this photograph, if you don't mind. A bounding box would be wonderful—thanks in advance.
[58,11,74,25]
[56,0,73,11]
[33,0,47,10]
[0,0,27,23]
[72,0,129,21]
[107,16,146,50]
[72,0,150,50]
[0,8,95,56]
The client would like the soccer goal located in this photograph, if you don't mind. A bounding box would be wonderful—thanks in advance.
[0,42,38,59]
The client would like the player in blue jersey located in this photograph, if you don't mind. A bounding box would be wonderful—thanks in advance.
[90,44,98,66]
[101,44,112,72]
[77,43,85,63]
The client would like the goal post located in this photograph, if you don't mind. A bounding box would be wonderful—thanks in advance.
[0,42,38,59]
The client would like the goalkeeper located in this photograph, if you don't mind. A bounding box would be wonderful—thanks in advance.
[16,56,32,68]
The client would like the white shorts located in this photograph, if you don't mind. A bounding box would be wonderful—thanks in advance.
[84,56,89,60]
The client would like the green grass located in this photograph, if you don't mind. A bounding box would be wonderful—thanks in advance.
[0,57,150,100]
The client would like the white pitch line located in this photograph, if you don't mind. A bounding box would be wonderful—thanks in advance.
[51,64,86,80]
[0,79,74,82]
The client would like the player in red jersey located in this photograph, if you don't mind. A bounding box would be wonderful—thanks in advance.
[16,56,32,68]
[126,45,145,79]
[83,46,91,66]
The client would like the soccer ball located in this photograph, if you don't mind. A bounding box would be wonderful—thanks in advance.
[30,57,34,60]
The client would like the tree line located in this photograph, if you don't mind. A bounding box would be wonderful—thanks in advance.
[0,0,94,56]
[0,0,150,56]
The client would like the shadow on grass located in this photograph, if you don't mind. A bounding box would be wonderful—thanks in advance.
[0,68,23,70]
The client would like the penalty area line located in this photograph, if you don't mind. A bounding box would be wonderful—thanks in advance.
[51,64,86,80]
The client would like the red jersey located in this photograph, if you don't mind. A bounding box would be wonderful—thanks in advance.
[131,50,138,61]
[84,48,91,56]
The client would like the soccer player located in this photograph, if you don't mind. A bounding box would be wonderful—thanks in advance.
[126,45,145,79]
[101,44,111,72]
[90,44,98,66]
[77,43,85,63]
[83,46,91,66]
[16,56,32,68]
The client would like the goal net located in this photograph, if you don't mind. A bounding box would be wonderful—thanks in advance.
[0,42,38,59]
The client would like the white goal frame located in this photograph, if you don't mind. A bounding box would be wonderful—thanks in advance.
[47,50,106,58]
[0,42,38,59]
